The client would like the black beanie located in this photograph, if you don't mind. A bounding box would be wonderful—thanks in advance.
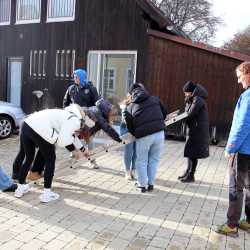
[128,83,145,94]
[183,81,196,93]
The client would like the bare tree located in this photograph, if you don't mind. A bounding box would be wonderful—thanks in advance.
[150,0,223,43]
[223,25,250,55]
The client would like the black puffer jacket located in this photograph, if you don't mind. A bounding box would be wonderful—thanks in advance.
[125,88,167,138]
[63,82,99,108]
[184,84,210,159]
[87,99,121,143]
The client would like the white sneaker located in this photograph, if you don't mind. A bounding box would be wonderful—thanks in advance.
[39,190,60,203]
[125,170,132,181]
[14,184,30,198]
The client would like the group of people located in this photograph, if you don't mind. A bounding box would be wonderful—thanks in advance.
[1,61,250,237]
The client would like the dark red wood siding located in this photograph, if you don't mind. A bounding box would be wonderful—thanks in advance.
[145,33,246,140]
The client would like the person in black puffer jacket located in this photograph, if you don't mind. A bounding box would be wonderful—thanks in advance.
[124,83,167,193]
[178,81,210,183]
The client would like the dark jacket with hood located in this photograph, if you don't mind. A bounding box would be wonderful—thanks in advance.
[63,69,99,108]
[63,82,99,108]
[184,84,209,159]
[87,99,122,143]
[124,88,167,138]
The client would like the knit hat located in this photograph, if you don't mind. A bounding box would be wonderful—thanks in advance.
[95,98,113,117]
[183,81,196,93]
[128,83,145,94]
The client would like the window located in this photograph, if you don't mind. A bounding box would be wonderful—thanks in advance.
[126,68,134,89]
[0,0,11,25]
[16,0,41,24]
[104,68,116,93]
[30,50,47,78]
[55,49,76,78]
[47,0,76,22]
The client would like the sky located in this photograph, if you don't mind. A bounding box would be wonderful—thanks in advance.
[211,0,250,47]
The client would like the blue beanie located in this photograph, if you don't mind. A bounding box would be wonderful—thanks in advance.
[74,69,87,87]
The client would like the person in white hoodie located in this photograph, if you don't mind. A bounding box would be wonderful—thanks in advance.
[14,104,95,203]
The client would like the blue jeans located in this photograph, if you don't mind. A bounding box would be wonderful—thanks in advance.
[135,131,164,187]
[120,123,136,172]
[0,166,13,191]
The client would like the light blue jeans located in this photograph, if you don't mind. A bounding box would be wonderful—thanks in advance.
[135,130,164,187]
[120,123,136,172]
[0,166,13,191]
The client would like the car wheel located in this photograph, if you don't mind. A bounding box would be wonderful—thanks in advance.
[0,116,13,139]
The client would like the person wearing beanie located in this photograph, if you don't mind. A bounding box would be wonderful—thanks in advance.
[87,98,122,144]
[178,81,209,183]
[63,69,99,108]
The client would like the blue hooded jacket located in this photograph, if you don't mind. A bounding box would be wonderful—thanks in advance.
[226,87,250,154]
[74,69,87,87]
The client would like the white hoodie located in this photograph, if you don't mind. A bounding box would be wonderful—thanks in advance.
[24,104,91,149]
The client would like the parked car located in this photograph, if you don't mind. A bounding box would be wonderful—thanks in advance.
[0,101,26,139]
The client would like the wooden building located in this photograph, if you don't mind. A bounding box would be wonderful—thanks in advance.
[145,30,250,140]
[0,0,181,112]
[0,0,250,140]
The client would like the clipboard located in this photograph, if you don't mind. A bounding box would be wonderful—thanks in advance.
[165,111,188,126]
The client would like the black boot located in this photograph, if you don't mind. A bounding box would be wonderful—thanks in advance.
[180,173,195,183]
[181,159,197,183]
[178,168,189,180]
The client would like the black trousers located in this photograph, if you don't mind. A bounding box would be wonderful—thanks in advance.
[18,123,56,188]
[12,138,45,179]
[227,153,250,226]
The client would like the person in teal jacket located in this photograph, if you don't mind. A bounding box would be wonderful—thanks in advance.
[215,61,250,237]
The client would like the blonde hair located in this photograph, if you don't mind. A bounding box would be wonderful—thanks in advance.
[236,61,250,83]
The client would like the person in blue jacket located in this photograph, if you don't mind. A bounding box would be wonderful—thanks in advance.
[63,69,99,108]
[215,61,250,237]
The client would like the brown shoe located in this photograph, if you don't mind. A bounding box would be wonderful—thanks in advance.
[27,171,42,181]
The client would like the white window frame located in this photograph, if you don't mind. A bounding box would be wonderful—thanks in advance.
[55,50,60,77]
[38,50,42,77]
[60,50,65,77]
[29,50,33,77]
[0,0,11,25]
[103,67,116,93]
[71,49,76,75]
[33,50,38,77]
[42,50,47,77]
[65,50,71,78]
[16,0,41,25]
[87,50,137,92]
[126,68,134,92]
[47,0,76,23]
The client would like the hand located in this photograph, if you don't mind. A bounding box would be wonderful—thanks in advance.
[73,150,83,160]
[224,151,235,159]
[82,148,90,159]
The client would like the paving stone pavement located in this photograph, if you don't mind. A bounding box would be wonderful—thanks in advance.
[0,135,249,250]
